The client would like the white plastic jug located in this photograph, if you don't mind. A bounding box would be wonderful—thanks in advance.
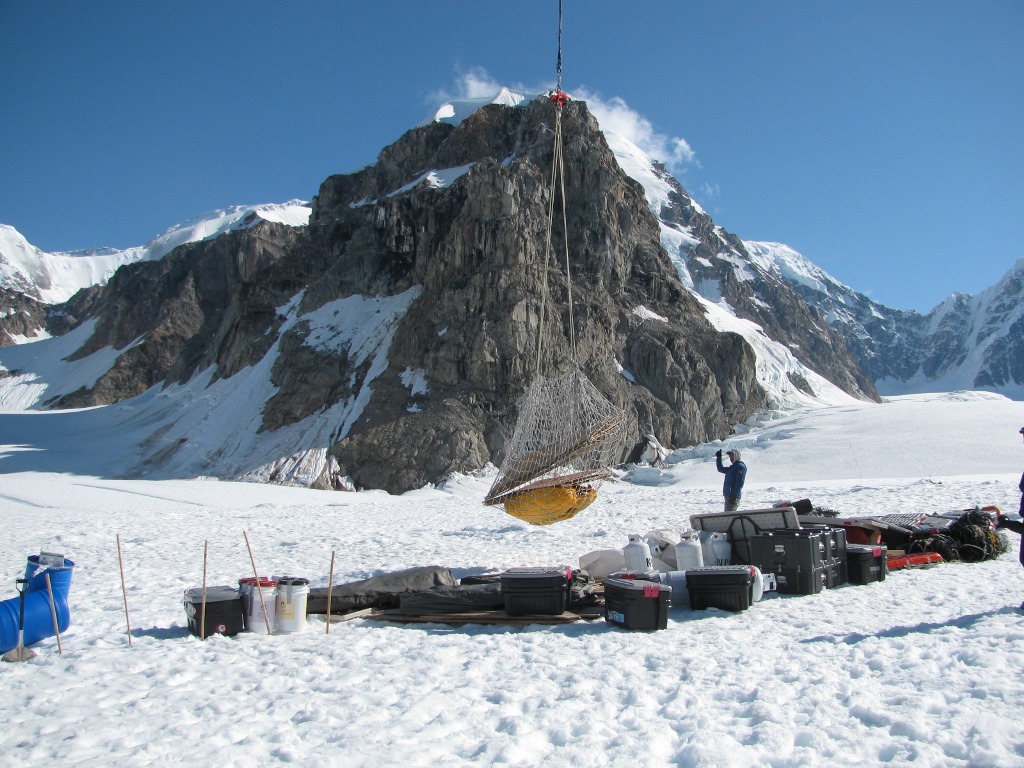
[675,535,704,571]
[698,531,727,566]
[751,566,765,602]
[623,534,654,572]
[711,536,733,566]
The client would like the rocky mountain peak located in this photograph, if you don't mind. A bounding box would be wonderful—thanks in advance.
[1,95,893,492]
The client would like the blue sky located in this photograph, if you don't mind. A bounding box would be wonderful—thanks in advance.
[2,1,1021,312]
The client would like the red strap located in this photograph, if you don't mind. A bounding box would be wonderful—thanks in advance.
[550,90,570,107]
[643,584,660,598]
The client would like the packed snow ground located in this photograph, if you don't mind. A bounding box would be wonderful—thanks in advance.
[1,392,1023,767]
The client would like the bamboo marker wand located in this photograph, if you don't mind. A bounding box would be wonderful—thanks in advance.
[243,531,272,634]
[201,540,208,640]
[44,573,63,655]
[326,550,336,635]
[116,534,133,646]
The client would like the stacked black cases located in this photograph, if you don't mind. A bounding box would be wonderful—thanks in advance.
[604,578,672,630]
[685,566,756,611]
[749,530,831,595]
[846,545,888,585]
[801,525,849,587]
[499,567,573,616]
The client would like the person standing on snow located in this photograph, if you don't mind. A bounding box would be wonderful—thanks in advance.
[996,426,1024,607]
[715,448,747,512]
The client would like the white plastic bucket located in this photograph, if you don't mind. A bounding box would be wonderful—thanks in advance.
[274,577,310,634]
[239,577,277,634]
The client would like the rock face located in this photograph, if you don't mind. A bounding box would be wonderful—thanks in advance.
[644,166,879,404]
[0,289,47,347]
[42,97,776,491]
[50,221,306,407]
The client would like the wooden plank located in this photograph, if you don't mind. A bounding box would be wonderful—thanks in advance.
[322,607,377,623]
[368,609,589,626]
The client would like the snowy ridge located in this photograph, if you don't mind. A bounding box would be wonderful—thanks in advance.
[599,138,857,408]
[421,86,529,127]
[0,286,420,485]
[745,241,855,299]
[0,201,310,306]
[747,240,1024,399]
[0,224,143,305]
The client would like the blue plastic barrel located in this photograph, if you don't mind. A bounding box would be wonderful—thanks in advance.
[0,589,70,654]
[25,555,75,597]
[0,556,75,653]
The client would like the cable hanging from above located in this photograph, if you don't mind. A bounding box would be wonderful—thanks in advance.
[485,0,628,526]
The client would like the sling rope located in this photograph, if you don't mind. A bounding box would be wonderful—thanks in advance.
[536,80,577,373]
[485,0,628,525]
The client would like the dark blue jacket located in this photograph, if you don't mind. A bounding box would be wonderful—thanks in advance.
[716,456,747,499]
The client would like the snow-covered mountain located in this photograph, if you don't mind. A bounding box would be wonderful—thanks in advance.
[0,89,1018,492]
[0,202,311,344]
[577,104,1023,402]
[744,241,1024,400]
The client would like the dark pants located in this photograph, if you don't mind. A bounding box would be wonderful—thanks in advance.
[999,515,1024,567]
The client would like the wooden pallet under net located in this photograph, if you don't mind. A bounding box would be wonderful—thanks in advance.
[485,366,627,525]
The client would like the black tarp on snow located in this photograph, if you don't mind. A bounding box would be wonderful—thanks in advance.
[306,566,457,614]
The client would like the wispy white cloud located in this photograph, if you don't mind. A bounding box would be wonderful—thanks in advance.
[429,67,546,103]
[574,87,698,172]
[429,70,699,175]
[701,182,720,199]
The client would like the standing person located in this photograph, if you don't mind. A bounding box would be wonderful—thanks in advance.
[996,426,1024,608]
[715,448,747,512]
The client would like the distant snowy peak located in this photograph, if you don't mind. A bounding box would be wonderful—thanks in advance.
[0,225,51,298]
[743,242,1024,398]
[0,201,311,306]
[421,87,530,127]
[142,200,311,264]
[744,241,852,298]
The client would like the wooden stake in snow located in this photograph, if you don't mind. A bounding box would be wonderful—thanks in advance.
[116,533,133,646]
[326,550,336,635]
[44,573,63,655]
[201,540,208,640]
[243,530,272,634]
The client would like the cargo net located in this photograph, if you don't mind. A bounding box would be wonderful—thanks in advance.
[485,366,628,526]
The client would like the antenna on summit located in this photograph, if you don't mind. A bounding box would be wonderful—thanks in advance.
[556,0,563,93]
[551,0,569,108]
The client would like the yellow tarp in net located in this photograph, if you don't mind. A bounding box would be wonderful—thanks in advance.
[485,366,627,525]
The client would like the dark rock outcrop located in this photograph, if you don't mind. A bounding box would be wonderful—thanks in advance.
[0,289,47,347]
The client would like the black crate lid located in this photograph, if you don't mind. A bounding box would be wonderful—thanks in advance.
[686,566,756,578]
[605,578,671,595]
[500,566,572,580]
[184,585,239,603]
[846,544,887,555]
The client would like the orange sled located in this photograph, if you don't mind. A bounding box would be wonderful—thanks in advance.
[886,552,945,571]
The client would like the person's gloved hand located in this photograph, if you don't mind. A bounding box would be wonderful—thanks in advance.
[997,514,1009,529]
[715,449,722,459]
